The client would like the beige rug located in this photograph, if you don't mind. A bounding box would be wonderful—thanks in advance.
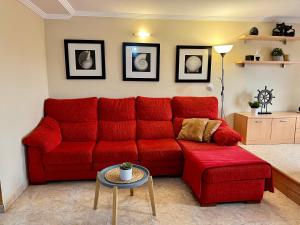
[241,144,300,182]
[0,178,299,225]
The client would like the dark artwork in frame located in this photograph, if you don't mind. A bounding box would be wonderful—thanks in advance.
[184,55,203,74]
[132,52,151,72]
[122,42,160,81]
[175,45,212,83]
[64,39,106,79]
[75,50,96,70]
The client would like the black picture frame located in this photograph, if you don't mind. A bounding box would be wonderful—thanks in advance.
[122,42,160,81]
[175,45,212,83]
[64,39,106,79]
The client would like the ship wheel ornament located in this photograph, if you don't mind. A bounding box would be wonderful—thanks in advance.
[255,86,275,114]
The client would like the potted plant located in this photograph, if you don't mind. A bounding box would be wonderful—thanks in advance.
[248,101,260,116]
[271,48,284,61]
[119,162,133,181]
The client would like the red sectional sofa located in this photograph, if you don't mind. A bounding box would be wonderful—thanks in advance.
[23,96,273,206]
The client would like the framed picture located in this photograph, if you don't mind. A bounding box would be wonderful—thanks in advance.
[64,39,106,79]
[122,42,160,81]
[175,45,212,83]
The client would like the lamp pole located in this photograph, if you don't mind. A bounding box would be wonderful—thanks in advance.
[220,53,225,118]
[213,44,233,119]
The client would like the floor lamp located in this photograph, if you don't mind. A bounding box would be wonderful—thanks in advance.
[213,45,233,118]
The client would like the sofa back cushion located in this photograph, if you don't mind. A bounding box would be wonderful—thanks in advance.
[45,97,98,141]
[99,97,136,121]
[98,121,136,141]
[136,96,172,120]
[137,120,174,139]
[172,96,218,119]
[136,96,174,139]
[98,97,136,141]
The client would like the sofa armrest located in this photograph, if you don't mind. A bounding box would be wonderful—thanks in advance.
[23,116,62,152]
[213,120,241,146]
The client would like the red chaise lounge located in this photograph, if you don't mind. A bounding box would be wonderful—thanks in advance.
[23,96,273,206]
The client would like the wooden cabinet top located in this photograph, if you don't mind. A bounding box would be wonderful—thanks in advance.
[235,112,300,119]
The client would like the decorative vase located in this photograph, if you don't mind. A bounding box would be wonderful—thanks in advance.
[284,54,290,61]
[251,108,259,116]
[120,168,132,181]
[272,55,282,61]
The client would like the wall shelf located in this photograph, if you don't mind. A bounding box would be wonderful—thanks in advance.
[236,60,300,68]
[239,35,300,44]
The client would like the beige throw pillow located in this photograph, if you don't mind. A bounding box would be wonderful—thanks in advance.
[203,120,222,143]
[177,118,209,142]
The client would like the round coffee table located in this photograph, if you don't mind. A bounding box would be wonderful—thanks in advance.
[93,164,156,225]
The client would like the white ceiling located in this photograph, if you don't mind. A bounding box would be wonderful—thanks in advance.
[19,0,300,22]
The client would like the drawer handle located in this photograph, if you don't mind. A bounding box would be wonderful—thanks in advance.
[280,120,288,123]
[254,121,262,123]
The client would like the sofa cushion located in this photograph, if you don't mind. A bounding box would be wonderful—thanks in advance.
[44,142,95,165]
[172,97,218,119]
[137,139,182,162]
[45,98,98,141]
[93,141,138,162]
[60,122,97,142]
[136,96,172,120]
[203,120,222,143]
[178,141,272,182]
[45,97,98,122]
[177,118,209,142]
[99,97,135,121]
[137,120,174,139]
[140,161,183,176]
[98,121,136,141]
[178,140,229,152]
[213,126,242,146]
[173,117,184,137]
[203,164,272,184]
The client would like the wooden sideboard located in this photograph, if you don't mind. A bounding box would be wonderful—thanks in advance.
[234,112,300,145]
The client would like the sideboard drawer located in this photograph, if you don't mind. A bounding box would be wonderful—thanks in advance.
[247,119,272,144]
[295,130,300,144]
[271,117,297,144]
[297,118,300,129]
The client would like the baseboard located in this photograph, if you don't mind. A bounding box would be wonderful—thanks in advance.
[272,166,300,205]
[2,181,28,212]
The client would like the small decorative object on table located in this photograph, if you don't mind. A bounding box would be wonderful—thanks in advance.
[249,27,259,35]
[284,25,295,37]
[255,86,275,114]
[283,54,290,61]
[271,48,284,61]
[119,162,133,181]
[255,50,261,61]
[248,101,260,116]
[272,23,295,37]
[272,23,285,36]
[245,55,255,61]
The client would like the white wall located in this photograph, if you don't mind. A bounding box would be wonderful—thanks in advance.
[0,0,49,210]
[45,17,300,124]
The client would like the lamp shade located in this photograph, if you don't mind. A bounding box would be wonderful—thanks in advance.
[133,31,151,38]
[214,45,233,54]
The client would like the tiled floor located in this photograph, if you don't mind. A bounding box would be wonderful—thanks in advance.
[0,178,299,225]
[242,144,300,181]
